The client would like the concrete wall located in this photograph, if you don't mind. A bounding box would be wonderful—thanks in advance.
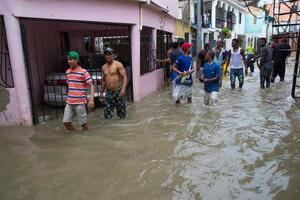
[138,5,175,100]
[0,0,177,125]
[0,14,33,126]
[14,0,139,24]
[175,20,190,38]
[150,0,179,19]
[233,10,246,36]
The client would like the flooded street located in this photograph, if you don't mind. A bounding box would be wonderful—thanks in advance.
[1,63,300,200]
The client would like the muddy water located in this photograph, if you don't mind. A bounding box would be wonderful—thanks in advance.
[1,65,300,200]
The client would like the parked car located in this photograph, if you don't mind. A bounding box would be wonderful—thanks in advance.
[44,55,104,107]
[44,70,102,107]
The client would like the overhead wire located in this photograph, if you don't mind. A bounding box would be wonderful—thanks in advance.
[243,0,269,19]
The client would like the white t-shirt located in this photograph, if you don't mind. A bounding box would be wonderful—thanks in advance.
[230,48,244,69]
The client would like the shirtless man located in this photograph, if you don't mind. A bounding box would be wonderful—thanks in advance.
[100,48,128,119]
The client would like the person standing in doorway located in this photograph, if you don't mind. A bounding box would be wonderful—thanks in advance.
[246,43,255,74]
[225,39,247,89]
[155,42,183,87]
[257,38,273,89]
[212,39,227,87]
[271,38,291,82]
[155,43,173,83]
[63,51,95,131]
[203,51,221,105]
[171,43,195,104]
[100,48,128,119]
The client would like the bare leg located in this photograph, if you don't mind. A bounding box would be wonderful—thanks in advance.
[64,122,75,131]
[82,123,88,131]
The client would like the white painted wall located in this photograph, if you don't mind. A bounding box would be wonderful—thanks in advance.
[200,0,247,49]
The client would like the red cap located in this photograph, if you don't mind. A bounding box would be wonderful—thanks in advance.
[181,42,193,52]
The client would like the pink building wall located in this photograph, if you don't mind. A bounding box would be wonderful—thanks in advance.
[0,14,33,126]
[0,0,178,125]
[138,5,176,101]
[0,89,22,126]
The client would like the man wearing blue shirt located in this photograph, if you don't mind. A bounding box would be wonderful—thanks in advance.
[203,51,221,105]
[171,43,195,104]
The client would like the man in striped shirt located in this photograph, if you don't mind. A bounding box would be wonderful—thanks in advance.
[63,51,95,131]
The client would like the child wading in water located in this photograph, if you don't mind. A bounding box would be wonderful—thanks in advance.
[63,51,95,131]
[203,51,221,105]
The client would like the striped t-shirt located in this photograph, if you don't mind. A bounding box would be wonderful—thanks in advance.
[66,66,92,105]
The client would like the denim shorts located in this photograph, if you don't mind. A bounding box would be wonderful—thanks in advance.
[230,68,244,86]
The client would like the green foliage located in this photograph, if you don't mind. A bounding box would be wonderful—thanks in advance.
[221,27,231,39]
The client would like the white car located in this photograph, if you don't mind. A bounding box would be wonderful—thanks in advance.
[44,71,102,107]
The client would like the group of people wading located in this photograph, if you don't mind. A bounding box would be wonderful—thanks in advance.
[156,37,291,106]
[62,37,290,131]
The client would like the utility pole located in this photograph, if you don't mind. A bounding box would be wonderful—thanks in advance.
[196,0,202,53]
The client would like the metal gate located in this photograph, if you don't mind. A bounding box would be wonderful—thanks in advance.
[156,30,172,69]
[270,0,300,99]
[0,16,14,88]
[140,26,155,75]
[20,19,133,124]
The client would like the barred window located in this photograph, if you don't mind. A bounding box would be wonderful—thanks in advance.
[156,30,172,69]
[0,16,14,88]
[216,3,226,28]
[226,11,236,30]
[140,27,155,75]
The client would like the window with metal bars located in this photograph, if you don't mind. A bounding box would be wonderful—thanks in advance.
[226,11,236,30]
[156,30,172,69]
[0,16,14,88]
[216,3,226,28]
[140,27,155,75]
[202,1,212,28]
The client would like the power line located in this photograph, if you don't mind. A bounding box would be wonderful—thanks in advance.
[243,0,269,19]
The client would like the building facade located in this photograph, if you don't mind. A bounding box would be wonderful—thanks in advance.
[175,0,197,56]
[0,0,178,126]
[245,6,267,50]
[201,0,247,49]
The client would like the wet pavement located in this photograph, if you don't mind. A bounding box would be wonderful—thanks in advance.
[1,61,300,200]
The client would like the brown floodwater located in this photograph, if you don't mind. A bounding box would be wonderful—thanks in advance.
[0,62,300,200]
